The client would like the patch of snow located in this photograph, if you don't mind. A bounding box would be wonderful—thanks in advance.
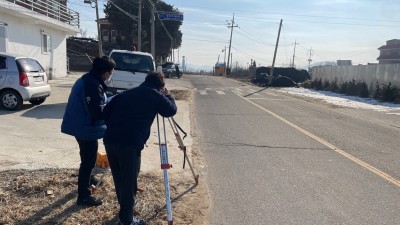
[278,87,400,115]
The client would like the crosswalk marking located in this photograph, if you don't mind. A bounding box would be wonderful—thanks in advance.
[265,92,278,96]
[196,88,281,99]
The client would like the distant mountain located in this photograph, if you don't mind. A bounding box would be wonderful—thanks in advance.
[185,64,213,72]
[311,61,337,67]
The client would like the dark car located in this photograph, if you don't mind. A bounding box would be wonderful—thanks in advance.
[162,62,182,78]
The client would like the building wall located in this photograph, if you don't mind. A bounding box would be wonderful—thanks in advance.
[0,11,69,78]
[311,64,400,93]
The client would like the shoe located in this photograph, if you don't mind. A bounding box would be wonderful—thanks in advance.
[118,217,146,225]
[90,175,101,186]
[76,196,103,207]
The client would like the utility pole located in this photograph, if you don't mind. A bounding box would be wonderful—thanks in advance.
[137,0,142,51]
[182,56,185,72]
[308,47,314,70]
[270,19,283,84]
[222,46,226,75]
[226,13,238,76]
[291,40,299,68]
[94,0,102,56]
[151,5,155,58]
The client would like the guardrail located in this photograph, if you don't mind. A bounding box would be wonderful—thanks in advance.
[6,0,79,27]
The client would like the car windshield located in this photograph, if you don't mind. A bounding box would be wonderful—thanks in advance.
[16,58,44,73]
[111,52,154,73]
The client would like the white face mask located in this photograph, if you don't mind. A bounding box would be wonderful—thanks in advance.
[106,74,113,82]
[104,72,113,84]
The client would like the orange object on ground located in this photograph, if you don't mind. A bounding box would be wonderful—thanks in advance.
[96,151,109,168]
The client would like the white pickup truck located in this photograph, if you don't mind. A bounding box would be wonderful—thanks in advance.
[107,50,156,95]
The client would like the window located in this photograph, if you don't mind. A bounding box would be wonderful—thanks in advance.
[42,33,51,53]
[16,58,44,72]
[102,30,109,42]
[111,30,117,43]
[0,56,6,70]
[111,30,117,37]
[110,52,154,72]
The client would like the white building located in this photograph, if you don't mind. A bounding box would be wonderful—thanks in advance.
[0,0,79,78]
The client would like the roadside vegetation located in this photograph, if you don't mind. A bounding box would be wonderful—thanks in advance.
[300,78,400,103]
[221,64,400,104]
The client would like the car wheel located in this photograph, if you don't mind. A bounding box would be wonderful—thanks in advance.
[29,97,46,105]
[0,90,23,111]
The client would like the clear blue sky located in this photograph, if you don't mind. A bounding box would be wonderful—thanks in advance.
[68,0,400,70]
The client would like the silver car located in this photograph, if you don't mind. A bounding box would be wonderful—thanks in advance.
[0,52,51,110]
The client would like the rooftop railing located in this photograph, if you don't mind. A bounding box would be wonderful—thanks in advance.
[6,0,79,27]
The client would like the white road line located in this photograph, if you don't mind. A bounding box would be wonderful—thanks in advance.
[237,93,400,188]
[199,90,207,95]
[216,90,225,95]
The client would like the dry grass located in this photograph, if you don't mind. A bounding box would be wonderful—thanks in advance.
[170,90,191,101]
[0,168,205,225]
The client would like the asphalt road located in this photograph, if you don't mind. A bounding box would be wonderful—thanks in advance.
[189,75,400,225]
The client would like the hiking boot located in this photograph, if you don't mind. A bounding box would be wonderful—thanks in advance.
[118,217,146,225]
[76,196,103,207]
[90,175,101,186]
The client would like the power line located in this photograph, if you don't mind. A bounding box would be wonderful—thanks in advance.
[185,38,228,43]
[178,6,400,23]
[231,46,266,64]
[284,19,400,28]
[236,27,275,46]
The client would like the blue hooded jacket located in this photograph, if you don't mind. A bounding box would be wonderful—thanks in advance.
[61,73,107,140]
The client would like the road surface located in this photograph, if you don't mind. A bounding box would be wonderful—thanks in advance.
[189,75,400,225]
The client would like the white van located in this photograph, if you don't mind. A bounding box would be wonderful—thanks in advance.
[107,50,155,95]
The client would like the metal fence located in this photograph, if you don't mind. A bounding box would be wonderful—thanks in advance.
[6,0,79,27]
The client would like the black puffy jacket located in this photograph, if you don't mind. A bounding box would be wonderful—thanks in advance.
[103,80,177,149]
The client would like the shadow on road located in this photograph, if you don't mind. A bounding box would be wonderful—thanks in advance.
[243,87,268,97]
[21,103,66,119]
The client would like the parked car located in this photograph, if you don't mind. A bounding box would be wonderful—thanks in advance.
[162,62,182,78]
[0,52,51,110]
[107,50,156,95]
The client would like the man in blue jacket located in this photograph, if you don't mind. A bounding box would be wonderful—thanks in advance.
[103,71,177,225]
[61,56,115,207]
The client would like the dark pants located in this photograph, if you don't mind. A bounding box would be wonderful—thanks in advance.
[75,137,98,199]
[105,144,141,224]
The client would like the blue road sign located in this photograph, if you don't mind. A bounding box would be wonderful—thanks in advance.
[159,13,183,21]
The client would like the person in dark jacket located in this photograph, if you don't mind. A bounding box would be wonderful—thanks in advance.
[103,71,177,225]
[61,56,115,207]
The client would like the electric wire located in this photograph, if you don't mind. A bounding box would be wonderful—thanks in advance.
[180,6,400,23]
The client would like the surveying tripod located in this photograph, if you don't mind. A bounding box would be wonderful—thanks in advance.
[157,115,200,225]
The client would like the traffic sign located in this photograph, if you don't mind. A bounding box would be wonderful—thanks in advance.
[159,13,183,21]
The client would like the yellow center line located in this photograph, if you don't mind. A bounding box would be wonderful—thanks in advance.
[238,94,400,187]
